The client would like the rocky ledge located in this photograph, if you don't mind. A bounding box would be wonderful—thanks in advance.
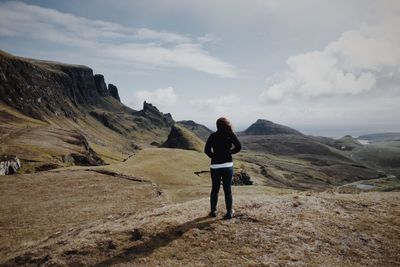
[0,155,21,175]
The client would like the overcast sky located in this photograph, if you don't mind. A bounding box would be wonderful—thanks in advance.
[1,0,399,136]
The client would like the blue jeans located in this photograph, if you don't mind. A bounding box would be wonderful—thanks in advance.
[210,167,233,214]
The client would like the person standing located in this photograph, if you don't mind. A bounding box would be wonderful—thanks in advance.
[204,117,241,219]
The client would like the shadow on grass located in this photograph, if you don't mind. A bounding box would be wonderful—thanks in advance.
[94,216,218,267]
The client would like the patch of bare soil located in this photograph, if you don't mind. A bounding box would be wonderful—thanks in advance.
[2,192,399,266]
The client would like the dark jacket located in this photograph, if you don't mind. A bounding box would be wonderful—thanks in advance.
[204,130,241,164]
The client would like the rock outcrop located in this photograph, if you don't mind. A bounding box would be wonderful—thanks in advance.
[94,74,111,97]
[244,119,302,135]
[0,50,120,120]
[162,124,204,152]
[108,84,120,101]
[67,133,105,166]
[0,155,21,175]
[135,101,174,130]
[232,170,253,185]
[0,51,174,146]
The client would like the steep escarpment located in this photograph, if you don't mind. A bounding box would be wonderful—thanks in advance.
[0,50,174,135]
[89,101,174,144]
[0,51,121,120]
[0,51,175,171]
[108,84,121,101]
[137,101,174,130]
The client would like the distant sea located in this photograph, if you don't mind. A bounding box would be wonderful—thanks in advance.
[292,125,400,139]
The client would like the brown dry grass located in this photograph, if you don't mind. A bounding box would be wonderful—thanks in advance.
[0,169,163,260]
[2,192,399,266]
[0,147,399,266]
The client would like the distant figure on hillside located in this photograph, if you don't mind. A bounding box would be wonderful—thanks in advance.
[204,117,241,219]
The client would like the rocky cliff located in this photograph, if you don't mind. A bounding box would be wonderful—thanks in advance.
[138,101,174,129]
[0,51,174,138]
[0,51,175,172]
[108,84,120,101]
[0,50,121,120]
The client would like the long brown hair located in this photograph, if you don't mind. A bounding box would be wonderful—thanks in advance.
[216,117,233,133]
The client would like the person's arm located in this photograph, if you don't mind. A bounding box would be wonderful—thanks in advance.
[204,134,214,158]
[230,132,242,154]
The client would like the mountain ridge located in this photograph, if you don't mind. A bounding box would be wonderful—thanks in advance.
[0,51,174,171]
[243,119,302,136]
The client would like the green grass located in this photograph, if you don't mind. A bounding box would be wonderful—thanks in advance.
[162,124,205,152]
[99,148,295,203]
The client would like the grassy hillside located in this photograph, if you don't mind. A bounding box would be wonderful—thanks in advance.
[162,124,205,152]
[176,120,213,141]
[1,51,175,174]
[0,103,133,171]
[1,51,399,266]
[351,141,400,175]
[1,147,399,265]
[0,147,293,261]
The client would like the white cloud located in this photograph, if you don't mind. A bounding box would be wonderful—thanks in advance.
[135,28,191,43]
[0,1,238,78]
[131,87,178,109]
[189,93,240,109]
[261,17,400,103]
[185,93,250,129]
[197,33,221,44]
[102,42,237,78]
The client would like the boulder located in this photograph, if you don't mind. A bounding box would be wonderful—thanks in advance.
[232,170,253,185]
[0,155,21,175]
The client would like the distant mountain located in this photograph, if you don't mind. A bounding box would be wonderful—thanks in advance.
[162,124,204,152]
[239,134,350,160]
[309,135,362,151]
[177,120,213,141]
[243,119,302,135]
[237,119,380,186]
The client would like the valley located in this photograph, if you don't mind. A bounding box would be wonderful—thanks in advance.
[1,51,400,266]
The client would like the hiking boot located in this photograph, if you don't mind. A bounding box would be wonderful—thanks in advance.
[223,209,235,219]
[208,211,217,217]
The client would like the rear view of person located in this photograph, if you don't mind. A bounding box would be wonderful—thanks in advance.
[204,117,241,219]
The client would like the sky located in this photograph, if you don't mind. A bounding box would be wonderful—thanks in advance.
[1,0,400,137]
